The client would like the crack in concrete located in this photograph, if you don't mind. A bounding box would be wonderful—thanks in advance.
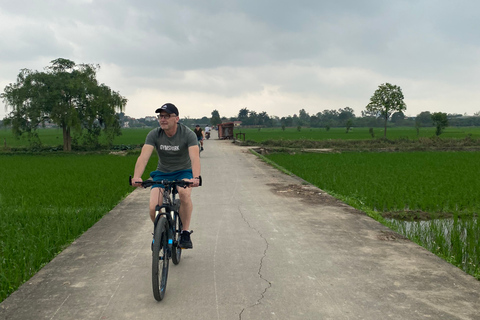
[237,206,272,320]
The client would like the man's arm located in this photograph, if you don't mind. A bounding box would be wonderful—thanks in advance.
[188,144,201,187]
[131,144,154,186]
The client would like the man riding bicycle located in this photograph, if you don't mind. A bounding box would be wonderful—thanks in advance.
[194,124,205,151]
[131,103,201,249]
[204,125,211,139]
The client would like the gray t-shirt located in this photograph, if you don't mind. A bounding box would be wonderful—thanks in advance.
[145,123,198,172]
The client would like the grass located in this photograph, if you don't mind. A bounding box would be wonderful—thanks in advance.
[388,217,479,278]
[264,151,480,279]
[264,152,480,215]
[0,153,157,302]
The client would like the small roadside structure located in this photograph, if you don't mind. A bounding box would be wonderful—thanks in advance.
[217,122,234,139]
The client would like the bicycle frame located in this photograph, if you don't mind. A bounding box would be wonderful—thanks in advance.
[153,184,182,253]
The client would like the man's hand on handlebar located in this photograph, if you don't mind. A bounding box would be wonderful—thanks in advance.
[130,176,143,187]
[188,177,201,188]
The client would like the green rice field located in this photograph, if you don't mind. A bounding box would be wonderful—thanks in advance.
[0,127,152,148]
[235,126,480,142]
[0,153,157,302]
[264,151,480,279]
[2,126,480,150]
[389,216,479,278]
[265,152,480,215]
[2,125,480,302]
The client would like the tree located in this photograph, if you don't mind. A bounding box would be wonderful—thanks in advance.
[365,83,406,138]
[416,111,432,126]
[309,115,320,127]
[1,58,126,150]
[415,118,421,136]
[361,109,378,118]
[248,110,258,125]
[338,107,355,123]
[298,109,310,126]
[238,108,249,122]
[282,116,293,127]
[1,69,47,147]
[391,111,405,124]
[210,110,222,126]
[431,112,448,136]
[79,83,126,148]
[346,119,353,133]
[318,109,339,127]
[258,111,271,126]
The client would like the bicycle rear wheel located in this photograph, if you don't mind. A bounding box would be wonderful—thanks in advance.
[171,212,182,265]
[152,216,169,301]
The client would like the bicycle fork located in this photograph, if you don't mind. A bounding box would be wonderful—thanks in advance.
[153,205,174,259]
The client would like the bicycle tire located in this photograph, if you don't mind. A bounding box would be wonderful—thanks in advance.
[152,216,169,301]
[171,212,182,265]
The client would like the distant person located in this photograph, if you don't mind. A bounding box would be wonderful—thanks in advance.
[194,124,205,151]
[205,125,211,139]
[131,103,201,249]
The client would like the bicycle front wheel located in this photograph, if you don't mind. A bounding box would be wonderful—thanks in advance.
[152,216,169,301]
[171,212,182,265]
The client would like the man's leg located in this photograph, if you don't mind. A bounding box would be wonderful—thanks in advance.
[149,187,163,223]
[177,187,193,230]
[177,186,193,248]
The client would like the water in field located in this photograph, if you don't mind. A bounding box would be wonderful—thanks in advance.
[387,216,479,277]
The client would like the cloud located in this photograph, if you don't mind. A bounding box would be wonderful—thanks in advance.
[1,0,480,121]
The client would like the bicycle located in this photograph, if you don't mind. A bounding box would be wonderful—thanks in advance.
[129,176,201,301]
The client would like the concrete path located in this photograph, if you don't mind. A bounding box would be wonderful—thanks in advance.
[1,140,479,320]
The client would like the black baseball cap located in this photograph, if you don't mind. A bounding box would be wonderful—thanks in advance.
[155,103,179,116]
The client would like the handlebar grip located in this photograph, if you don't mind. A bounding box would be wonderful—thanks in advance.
[129,175,132,186]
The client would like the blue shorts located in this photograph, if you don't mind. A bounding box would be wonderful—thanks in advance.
[149,169,193,188]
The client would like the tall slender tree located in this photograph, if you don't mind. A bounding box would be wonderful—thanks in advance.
[210,109,222,126]
[238,108,249,122]
[431,112,449,136]
[365,83,406,139]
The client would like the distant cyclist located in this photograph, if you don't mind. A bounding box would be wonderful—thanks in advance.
[131,103,201,249]
[205,125,211,139]
[194,124,205,151]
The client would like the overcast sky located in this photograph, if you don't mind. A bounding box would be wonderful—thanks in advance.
[1,0,479,120]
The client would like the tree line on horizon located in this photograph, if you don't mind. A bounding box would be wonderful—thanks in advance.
[192,83,480,137]
[3,57,480,150]
[118,106,479,132]
[214,107,474,129]
[202,83,479,138]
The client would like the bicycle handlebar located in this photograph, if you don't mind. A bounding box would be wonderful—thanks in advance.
[141,179,192,188]
[129,176,201,188]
